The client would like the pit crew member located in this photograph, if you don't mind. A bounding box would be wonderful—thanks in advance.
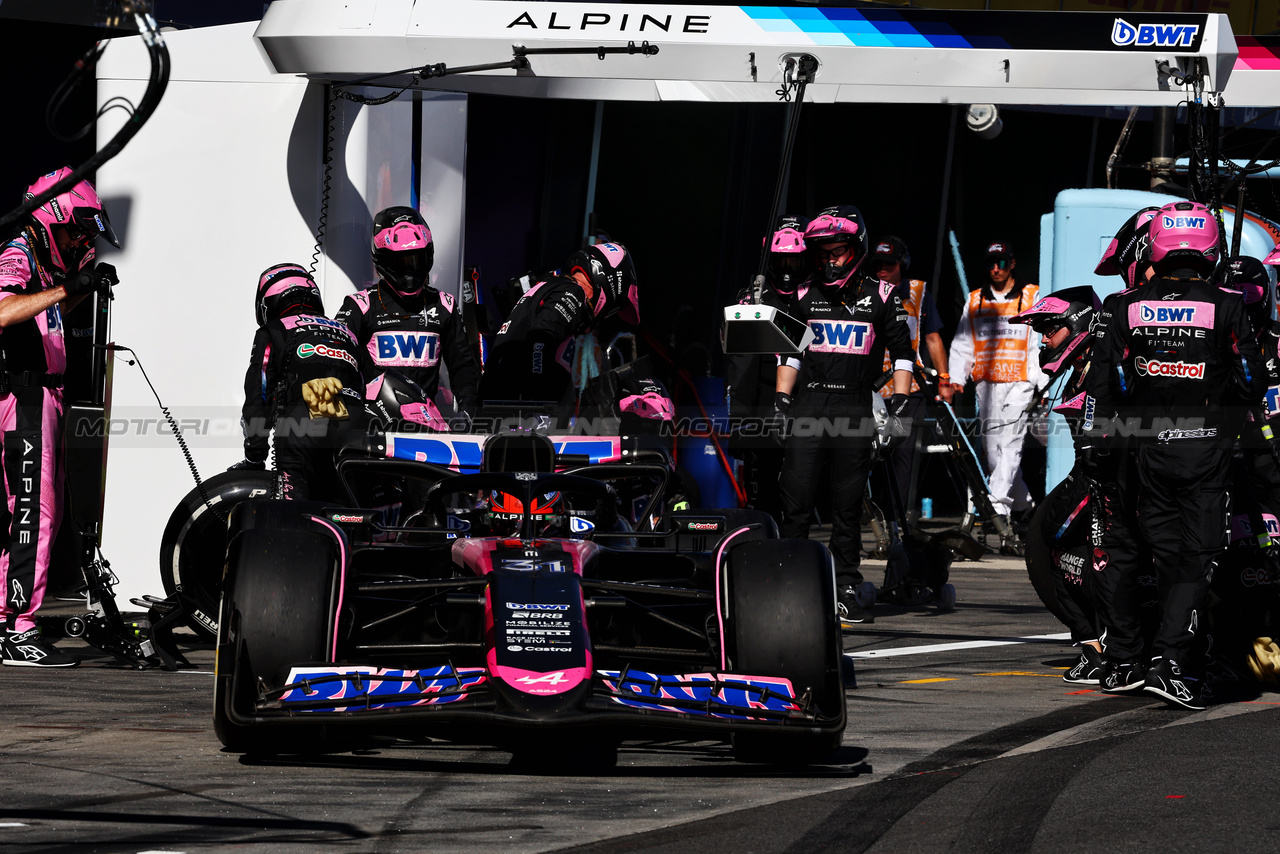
[236,263,368,502]
[1088,201,1264,709]
[726,215,808,522]
[478,242,640,409]
[0,168,120,667]
[336,206,479,430]
[775,205,914,624]
[870,235,952,513]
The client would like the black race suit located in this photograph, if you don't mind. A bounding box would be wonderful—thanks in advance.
[335,282,480,417]
[240,313,368,502]
[779,274,914,586]
[478,275,593,407]
[1214,320,1280,662]
[1089,272,1264,667]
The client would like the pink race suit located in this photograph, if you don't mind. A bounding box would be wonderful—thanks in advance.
[0,234,67,633]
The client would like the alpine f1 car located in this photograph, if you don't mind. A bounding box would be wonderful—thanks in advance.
[213,431,847,764]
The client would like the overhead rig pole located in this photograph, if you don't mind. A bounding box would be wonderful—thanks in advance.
[750,54,819,305]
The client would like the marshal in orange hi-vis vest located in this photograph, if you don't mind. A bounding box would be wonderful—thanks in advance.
[965,284,1038,384]
[880,278,927,396]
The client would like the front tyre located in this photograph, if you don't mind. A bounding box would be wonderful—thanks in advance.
[214,527,341,754]
[723,538,845,764]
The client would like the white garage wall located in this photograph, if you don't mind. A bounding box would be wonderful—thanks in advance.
[94,22,468,602]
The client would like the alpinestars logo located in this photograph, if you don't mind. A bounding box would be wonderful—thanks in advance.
[13,643,46,662]
[9,579,26,611]
[1110,18,1199,48]
[1135,357,1205,379]
[1158,427,1217,441]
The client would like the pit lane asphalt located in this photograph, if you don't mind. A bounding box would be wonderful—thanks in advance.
[3,544,1277,853]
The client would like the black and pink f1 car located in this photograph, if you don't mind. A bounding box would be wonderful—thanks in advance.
[213,432,846,764]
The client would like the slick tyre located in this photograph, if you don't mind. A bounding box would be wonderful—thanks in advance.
[158,470,275,640]
[214,527,341,754]
[724,538,845,764]
[1023,490,1079,631]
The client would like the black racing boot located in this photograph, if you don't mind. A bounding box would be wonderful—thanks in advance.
[1063,646,1104,686]
[1099,658,1147,694]
[1143,657,1205,711]
[837,585,874,626]
[1,628,79,668]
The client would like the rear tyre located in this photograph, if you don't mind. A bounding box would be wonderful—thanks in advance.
[724,539,845,764]
[158,470,275,640]
[214,527,341,754]
[1024,491,1079,630]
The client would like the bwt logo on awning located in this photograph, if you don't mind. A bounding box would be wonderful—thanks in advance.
[1111,18,1199,48]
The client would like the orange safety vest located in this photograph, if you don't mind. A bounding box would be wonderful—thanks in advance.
[966,283,1037,384]
[880,278,927,396]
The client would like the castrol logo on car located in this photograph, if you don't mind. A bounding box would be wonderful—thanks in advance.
[298,342,359,370]
[1134,357,1205,379]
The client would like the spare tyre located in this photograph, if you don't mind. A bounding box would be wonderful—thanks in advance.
[158,470,274,640]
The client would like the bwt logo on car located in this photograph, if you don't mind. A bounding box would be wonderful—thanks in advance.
[1135,357,1206,378]
[1110,18,1199,48]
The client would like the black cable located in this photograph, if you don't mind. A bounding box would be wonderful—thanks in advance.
[106,344,228,525]
[309,86,336,276]
[46,42,107,143]
[0,1,170,235]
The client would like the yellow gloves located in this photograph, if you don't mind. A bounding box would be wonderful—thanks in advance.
[301,377,349,420]
[1246,637,1280,685]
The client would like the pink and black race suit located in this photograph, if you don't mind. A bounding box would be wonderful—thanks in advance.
[787,272,914,408]
[1089,274,1265,666]
[777,272,914,586]
[0,233,68,633]
[240,313,368,502]
[335,283,479,416]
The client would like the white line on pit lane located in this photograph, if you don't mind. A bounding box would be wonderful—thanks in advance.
[846,632,1072,659]
[173,670,214,676]
[0,823,27,828]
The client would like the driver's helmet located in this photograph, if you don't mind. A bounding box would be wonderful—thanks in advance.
[485,489,563,537]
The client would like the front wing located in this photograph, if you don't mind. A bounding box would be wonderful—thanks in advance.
[243,662,840,733]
